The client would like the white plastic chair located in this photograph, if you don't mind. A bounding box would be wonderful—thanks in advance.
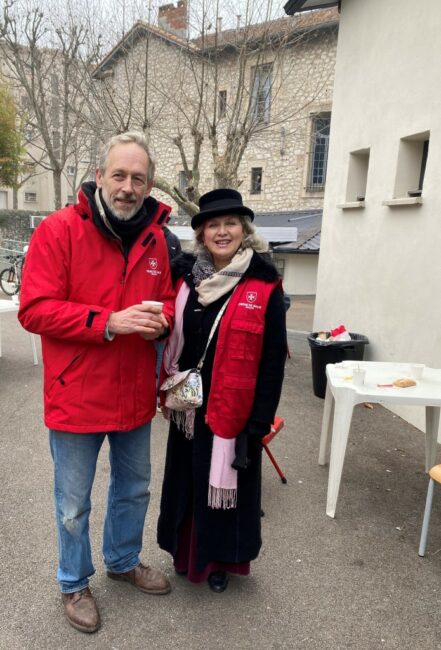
[419,464,441,557]
[0,298,38,365]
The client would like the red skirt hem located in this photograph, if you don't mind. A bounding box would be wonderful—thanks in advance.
[173,512,250,583]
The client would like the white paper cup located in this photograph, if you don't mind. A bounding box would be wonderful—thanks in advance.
[410,363,424,379]
[142,300,163,311]
[352,368,366,386]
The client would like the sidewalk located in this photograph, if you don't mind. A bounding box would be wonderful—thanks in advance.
[1,308,441,649]
[286,295,315,333]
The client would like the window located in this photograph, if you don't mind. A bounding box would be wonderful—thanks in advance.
[417,139,429,195]
[250,167,263,194]
[251,64,272,125]
[307,112,331,191]
[392,131,430,199]
[24,192,37,203]
[51,74,59,95]
[30,215,46,229]
[345,148,370,203]
[24,127,34,142]
[218,90,227,119]
[24,161,36,173]
[66,194,74,204]
[274,257,285,279]
[67,166,76,176]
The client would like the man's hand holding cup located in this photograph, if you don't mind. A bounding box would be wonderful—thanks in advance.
[107,301,167,339]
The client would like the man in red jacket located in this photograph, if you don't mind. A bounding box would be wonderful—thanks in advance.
[18,132,175,633]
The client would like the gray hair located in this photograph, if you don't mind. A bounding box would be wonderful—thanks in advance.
[98,132,156,183]
[193,215,269,255]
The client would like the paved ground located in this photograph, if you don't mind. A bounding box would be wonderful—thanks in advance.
[286,295,315,333]
[1,299,441,649]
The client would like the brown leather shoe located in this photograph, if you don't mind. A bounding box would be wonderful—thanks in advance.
[107,562,171,595]
[61,587,101,634]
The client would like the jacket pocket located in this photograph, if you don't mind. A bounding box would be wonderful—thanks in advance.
[229,320,264,361]
[216,373,257,424]
[47,352,82,397]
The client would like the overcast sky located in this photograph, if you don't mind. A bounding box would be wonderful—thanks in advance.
[4,0,288,54]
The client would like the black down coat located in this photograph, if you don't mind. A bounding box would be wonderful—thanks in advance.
[157,251,287,572]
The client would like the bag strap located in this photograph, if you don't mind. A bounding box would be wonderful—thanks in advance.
[196,294,232,370]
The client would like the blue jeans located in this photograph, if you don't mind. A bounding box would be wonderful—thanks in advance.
[49,424,151,594]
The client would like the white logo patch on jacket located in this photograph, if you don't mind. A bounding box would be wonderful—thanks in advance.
[146,258,161,276]
[238,290,262,310]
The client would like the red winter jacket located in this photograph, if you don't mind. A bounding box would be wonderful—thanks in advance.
[18,186,175,433]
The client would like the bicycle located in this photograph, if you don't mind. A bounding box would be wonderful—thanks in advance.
[0,254,24,296]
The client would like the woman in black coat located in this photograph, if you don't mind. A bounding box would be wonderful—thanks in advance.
[157,189,287,593]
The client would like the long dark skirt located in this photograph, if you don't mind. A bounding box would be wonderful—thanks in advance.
[157,411,263,575]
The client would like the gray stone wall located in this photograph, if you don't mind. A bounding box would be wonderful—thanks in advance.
[1,14,338,218]
[104,21,338,215]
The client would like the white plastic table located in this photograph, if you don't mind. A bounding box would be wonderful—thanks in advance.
[0,299,38,365]
[318,360,441,518]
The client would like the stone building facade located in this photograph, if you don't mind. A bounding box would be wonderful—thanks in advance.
[0,4,337,274]
[92,4,338,218]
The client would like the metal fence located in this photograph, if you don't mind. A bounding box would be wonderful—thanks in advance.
[0,239,28,271]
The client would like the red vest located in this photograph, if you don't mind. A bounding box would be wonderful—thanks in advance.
[205,277,280,439]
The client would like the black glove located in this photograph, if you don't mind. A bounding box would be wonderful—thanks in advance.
[231,421,273,470]
[247,421,271,439]
[232,430,249,470]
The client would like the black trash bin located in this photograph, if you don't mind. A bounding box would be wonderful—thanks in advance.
[307,332,369,399]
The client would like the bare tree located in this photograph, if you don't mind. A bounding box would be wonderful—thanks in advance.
[88,1,337,216]
[0,78,26,194]
[0,0,98,209]
[0,0,336,215]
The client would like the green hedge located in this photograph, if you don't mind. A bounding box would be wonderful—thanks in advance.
[0,209,48,220]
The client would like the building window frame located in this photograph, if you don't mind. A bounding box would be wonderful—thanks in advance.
[251,63,273,125]
[250,167,263,194]
[218,90,227,119]
[274,256,285,280]
[382,130,430,207]
[342,148,370,205]
[415,138,429,196]
[306,111,331,192]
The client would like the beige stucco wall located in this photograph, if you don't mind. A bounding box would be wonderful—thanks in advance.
[314,0,441,432]
[0,167,92,212]
[275,253,318,296]
[0,46,95,212]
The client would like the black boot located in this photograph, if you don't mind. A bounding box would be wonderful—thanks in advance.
[208,571,229,593]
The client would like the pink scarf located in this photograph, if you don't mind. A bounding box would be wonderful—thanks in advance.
[162,282,190,377]
[162,282,238,509]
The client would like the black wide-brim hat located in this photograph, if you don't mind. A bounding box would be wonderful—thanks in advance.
[191,188,254,230]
